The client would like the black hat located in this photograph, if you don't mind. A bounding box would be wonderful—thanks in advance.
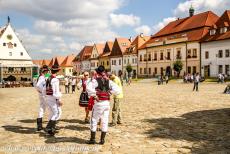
[95,65,105,74]
[51,64,61,71]
[41,65,49,72]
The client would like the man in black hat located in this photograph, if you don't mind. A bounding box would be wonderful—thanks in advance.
[45,65,62,136]
[86,65,121,145]
[35,65,49,131]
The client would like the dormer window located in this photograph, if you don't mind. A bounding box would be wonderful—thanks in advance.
[210,29,216,35]
[220,27,227,34]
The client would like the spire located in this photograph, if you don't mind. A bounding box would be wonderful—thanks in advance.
[7,16,10,24]
[189,4,195,17]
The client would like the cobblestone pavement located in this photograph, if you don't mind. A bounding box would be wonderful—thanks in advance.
[0,82,229,154]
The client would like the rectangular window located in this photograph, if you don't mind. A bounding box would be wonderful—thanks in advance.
[132,58,134,64]
[21,67,26,72]
[160,52,164,60]
[144,68,147,74]
[140,68,142,74]
[107,61,109,66]
[219,50,223,58]
[154,53,157,61]
[148,54,151,61]
[140,55,142,62]
[69,69,71,72]
[119,59,121,65]
[63,69,65,73]
[3,43,6,46]
[154,67,157,74]
[127,59,129,64]
[205,51,209,59]
[218,65,223,74]
[160,67,163,75]
[210,29,216,35]
[188,66,191,74]
[9,52,12,56]
[144,54,147,61]
[148,68,151,74]
[187,49,191,58]
[192,49,197,58]
[124,59,126,64]
[176,48,181,59]
[167,51,170,60]
[20,52,23,56]
[193,66,196,74]
[225,49,229,57]
[225,65,229,75]
[8,67,14,72]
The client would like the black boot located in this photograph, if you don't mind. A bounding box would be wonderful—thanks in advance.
[46,120,56,136]
[44,120,52,132]
[37,118,43,131]
[99,132,106,145]
[87,131,96,144]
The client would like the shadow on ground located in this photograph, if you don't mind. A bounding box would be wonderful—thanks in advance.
[144,108,230,153]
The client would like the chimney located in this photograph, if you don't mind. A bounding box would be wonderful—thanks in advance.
[189,5,195,17]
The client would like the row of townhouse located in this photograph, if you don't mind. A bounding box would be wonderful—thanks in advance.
[33,54,75,76]
[72,8,230,78]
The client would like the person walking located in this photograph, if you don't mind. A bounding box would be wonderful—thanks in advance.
[193,73,200,92]
[165,75,169,84]
[109,73,123,126]
[64,76,70,93]
[86,65,121,145]
[45,65,62,136]
[35,65,49,131]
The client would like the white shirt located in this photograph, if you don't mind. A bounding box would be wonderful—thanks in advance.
[36,75,46,95]
[50,78,62,99]
[64,78,69,86]
[72,78,76,86]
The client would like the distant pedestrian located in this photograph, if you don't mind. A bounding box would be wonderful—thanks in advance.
[193,73,200,91]
[71,77,76,93]
[165,75,169,84]
[64,76,70,93]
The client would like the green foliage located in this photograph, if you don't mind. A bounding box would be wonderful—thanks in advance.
[173,60,183,76]
[126,64,133,73]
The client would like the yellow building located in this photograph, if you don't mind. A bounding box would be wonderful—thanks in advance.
[60,54,75,76]
[99,41,113,71]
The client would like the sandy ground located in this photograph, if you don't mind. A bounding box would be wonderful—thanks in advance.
[0,81,229,154]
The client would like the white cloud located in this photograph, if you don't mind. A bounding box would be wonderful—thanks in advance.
[152,17,177,33]
[134,25,151,35]
[174,0,230,17]
[110,13,141,27]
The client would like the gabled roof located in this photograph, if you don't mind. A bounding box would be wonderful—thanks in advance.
[124,35,150,55]
[100,41,114,58]
[81,46,93,61]
[49,58,55,67]
[32,60,43,66]
[110,38,131,57]
[53,56,66,66]
[153,11,219,37]
[140,11,219,49]
[73,49,84,62]
[202,10,230,42]
[61,54,75,67]
[95,44,105,55]
[42,59,51,66]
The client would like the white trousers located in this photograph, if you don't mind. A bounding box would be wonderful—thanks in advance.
[90,101,110,132]
[46,96,61,121]
[38,94,47,118]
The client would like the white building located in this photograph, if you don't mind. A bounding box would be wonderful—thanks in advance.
[0,18,34,82]
[90,44,104,72]
[81,46,93,72]
[201,10,230,77]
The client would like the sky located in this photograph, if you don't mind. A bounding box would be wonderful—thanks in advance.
[0,0,229,60]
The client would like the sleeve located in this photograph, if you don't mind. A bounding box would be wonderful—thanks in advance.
[109,80,121,96]
[52,79,62,99]
[86,79,98,97]
[36,76,45,93]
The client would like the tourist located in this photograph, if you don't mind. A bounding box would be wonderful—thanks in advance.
[77,71,91,123]
[71,77,76,93]
[35,65,49,131]
[109,73,123,126]
[64,76,70,93]
[165,75,169,84]
[224,84,230,94]
[45,65,62,136]
[193,73,200,91]
[86,65,121,145]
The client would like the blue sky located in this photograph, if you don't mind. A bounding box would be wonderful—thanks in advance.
[0,0,229,59]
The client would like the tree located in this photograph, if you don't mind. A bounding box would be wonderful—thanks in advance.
[173,60,183,77]
[126,64,133,77]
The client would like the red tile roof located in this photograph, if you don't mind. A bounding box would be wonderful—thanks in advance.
[95,44,105,55]
[42,59,51,66]
[202,10,230,42]
[140,11,219,49]
[100,41,114,58]
[32,60,43,66]
[81,46,93,61]
[110,38,131,57]
[61,54,75,67]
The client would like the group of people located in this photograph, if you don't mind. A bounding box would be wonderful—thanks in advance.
[157,75,169,85]
[64,76,77,93]
[35,64,123,145]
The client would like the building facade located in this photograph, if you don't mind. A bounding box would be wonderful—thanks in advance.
[99,41,113,72]
[90,44,104,72]
[0,21,35,82]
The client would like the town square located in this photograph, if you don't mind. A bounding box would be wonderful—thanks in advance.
[0,0,230,153]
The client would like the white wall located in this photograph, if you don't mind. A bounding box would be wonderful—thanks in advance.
[201,39,230,77]
[110,57,122,75]
[81,60,91,72]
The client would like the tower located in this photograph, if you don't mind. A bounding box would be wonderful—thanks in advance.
[189,5,195,17]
